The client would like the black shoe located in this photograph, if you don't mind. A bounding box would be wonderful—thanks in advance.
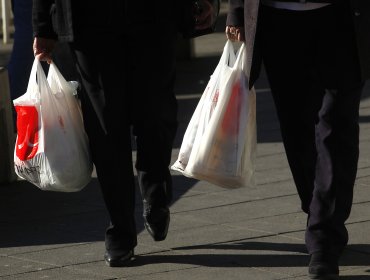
[143,206,170,241]
[104,249,134,267]
[308,252,339,280]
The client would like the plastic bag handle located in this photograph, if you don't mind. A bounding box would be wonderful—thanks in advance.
[222,40,238,67]
[231,42,247,72]
[47,62,80,98]
[210,39,237,78]
[26,58,49,100]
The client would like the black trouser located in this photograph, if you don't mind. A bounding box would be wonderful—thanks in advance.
[259,4,364,256]
[70,25,178,252]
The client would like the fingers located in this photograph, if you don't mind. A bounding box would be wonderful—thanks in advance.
[225,26,238,41]
[33,37,55,63]
[225,26,245,42]
[35,53,53,64]
[34,49,53,63]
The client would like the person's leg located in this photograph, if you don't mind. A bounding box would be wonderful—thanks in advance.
[259,6,323,214]
[305,2,364,258]
[260,4,364,279]
[307,83,363,254]
[127,24,178,241]
[71,38,137,265]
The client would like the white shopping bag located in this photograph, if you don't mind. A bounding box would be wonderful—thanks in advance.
[13,58,93,192]
[172,40,257,188]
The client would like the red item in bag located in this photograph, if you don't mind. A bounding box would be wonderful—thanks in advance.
[221,79,242,135]
[15,106,39,161]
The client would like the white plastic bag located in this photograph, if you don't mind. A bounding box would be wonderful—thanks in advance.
[172,40,257,188]
[13,58,93,192]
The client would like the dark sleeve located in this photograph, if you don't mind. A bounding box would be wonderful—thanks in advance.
[226,0,244,26]
[32,0,58,39]
[176,0,193,36]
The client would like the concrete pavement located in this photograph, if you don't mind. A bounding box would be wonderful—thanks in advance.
[1,4,370,279]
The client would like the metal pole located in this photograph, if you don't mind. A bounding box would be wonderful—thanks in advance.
[1,0,11,44]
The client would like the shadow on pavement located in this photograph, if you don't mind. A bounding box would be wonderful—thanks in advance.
[0,175,198,248]
[113,241,370,271]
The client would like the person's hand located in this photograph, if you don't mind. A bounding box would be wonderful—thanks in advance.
[225,26,245,42]
[33,37,56,64]
[194,0,214,30]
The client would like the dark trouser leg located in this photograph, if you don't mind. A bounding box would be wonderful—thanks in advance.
[307,85,363,256]
[128,25,178,216]
[71,38,137,252]
[260,6,323,213]
[259,4,363,256]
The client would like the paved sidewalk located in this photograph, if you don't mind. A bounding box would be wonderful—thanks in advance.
[1,5,370,280]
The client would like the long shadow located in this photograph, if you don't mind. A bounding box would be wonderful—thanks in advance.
[172,241,370,264]
[131,253,310,268]
[123,242,370,276]
[117,242,370,273]
[129,254,370,274]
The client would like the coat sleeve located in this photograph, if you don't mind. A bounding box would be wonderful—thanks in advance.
[350,0,370,80]
[32,0,58,39]
[226,0,244,26]
[176,0,192,35]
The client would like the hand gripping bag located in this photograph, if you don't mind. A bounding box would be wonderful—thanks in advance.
[172,40,257,188]
[13,58,93,192]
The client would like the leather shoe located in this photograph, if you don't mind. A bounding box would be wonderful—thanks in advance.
[308,252,339,280]
[144,207,170,241]
[104,249,134,267]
